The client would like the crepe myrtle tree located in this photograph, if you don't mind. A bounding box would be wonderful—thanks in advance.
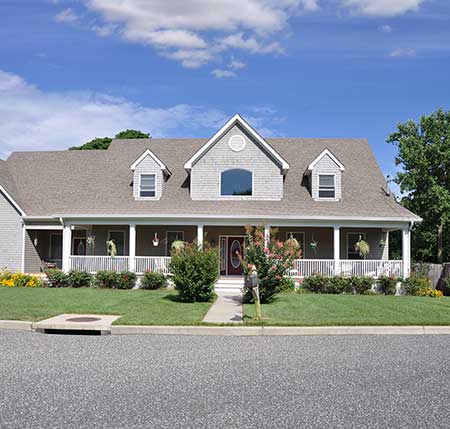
[241,225,301,304]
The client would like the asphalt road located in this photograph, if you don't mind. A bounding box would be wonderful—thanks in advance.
[1,330,450,428]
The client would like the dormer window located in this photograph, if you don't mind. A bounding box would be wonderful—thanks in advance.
[221,169,253,196]
[318,174,335,199]
[140,174,156,198]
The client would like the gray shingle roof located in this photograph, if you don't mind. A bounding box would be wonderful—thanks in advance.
[2,137,419,221]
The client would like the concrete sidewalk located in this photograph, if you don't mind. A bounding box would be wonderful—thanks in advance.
[202,292,243,324]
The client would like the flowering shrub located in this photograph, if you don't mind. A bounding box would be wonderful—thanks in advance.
[402,276,432,296]
[0,271,44,288]
[241,225,301,303]
[169,241,219,302]
[117,271,137,290]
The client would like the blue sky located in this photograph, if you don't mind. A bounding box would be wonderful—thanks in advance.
[0,0,449,182]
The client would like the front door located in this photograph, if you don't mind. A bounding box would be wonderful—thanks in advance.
[227,236,244,275]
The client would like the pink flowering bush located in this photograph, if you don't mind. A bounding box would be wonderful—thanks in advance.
[241,225,301,303]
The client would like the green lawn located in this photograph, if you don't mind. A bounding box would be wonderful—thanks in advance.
[244,293,450,326]
[0,288,212,325]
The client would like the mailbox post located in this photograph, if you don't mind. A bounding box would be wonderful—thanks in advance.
[247,267,262,320]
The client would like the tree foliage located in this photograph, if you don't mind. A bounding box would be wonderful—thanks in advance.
[388,108,450,262]
[69,129,150,150]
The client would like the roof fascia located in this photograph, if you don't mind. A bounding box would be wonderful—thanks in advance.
[308,149,345,171]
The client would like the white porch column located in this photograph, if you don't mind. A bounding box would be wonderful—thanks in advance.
[402,226,411,278]
[62,224,72,273]
[333,225,341,275]
[129,224,136,272]
[197,224,204,248]
[264,224,271,247]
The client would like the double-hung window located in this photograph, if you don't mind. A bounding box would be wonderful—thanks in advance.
[318,174,335,199]
[140,174,156,198]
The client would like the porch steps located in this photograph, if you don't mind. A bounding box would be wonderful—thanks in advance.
[214,276,244,293]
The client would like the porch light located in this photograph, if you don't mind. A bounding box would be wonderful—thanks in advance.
[153,233,159,247]
[33,233,38,247]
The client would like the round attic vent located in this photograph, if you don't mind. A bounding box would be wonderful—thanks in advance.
[228,135,246,152]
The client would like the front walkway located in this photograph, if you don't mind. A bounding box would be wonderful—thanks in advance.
[202,292,243,324]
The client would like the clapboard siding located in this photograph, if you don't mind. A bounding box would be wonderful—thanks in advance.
[133,155,163,200]
[0,191,23,271]
[191,124,283,200]
[311,153,342,200]
[24,231,42,273]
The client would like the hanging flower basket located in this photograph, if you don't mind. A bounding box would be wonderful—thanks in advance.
[152,233,159,247]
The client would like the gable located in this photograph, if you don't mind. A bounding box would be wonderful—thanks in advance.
[190,123,284,201]
[185,114,289,174]
[132,153,164,200]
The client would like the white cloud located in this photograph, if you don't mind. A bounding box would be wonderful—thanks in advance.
[73,0,316,67]
[212,69,236,78]
[389,48,416,58]
[219,32,284,54]
[0,70,286,157]
[92,24,115,37]
[379,24,392,33]
[54,8,79,23]
[341,0,425,17]
[0,70,229,157]
[229,60,247,70]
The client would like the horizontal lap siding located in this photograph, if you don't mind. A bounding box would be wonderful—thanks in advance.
[191,124,283,201]
[311,154,342,200]
[0,191,23,272]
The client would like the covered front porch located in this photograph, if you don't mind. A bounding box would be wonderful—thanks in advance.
[23,219,411,279]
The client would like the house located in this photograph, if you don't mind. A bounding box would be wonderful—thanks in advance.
[0,114,420,279]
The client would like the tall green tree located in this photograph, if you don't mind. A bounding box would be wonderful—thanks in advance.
[388,108,450,263]
[69,129,150,150]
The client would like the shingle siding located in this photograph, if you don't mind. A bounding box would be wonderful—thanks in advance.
[190,124,283,201]
[133,155,163,200]
[24,231,42,273]
[0,191,23,272]
[311,153,342,200]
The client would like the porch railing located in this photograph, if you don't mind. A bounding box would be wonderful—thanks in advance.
[135,256,171,275]
[69,256,130,273]
[339,260,403,278]
[68,256,403,279]
[290,259,335,277]
[68,256,171,274]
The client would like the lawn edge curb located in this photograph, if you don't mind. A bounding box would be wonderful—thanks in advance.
[110,325,450,336]
[0,320,33,331]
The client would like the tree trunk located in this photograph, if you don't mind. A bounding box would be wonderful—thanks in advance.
[437,222,444,264]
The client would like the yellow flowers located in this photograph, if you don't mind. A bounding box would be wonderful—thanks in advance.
[0,271,42,288]
[417,287,443,298]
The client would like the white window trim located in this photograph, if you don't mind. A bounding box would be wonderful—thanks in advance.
[285,231,305,254]
[219,169,254,198]
[317,173,337,200]
[347,232,366,259]
[107,230,127,256]
[130,149,171,175]
[165,230,184,255]
[138,173,157,200]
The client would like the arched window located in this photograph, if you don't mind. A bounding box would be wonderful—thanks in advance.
[220,169,253,196]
